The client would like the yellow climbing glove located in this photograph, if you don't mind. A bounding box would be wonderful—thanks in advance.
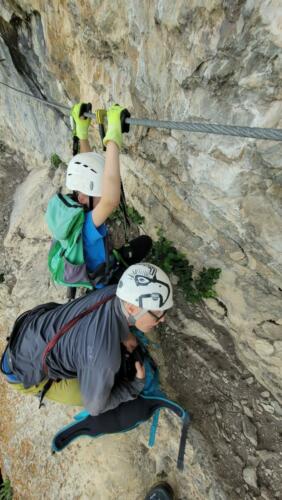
[103,104,130,150]
[70,103,91,140]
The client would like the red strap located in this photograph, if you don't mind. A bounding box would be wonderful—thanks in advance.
[42,294,115,375]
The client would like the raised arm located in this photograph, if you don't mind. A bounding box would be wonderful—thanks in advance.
[92,105,126,227]
[70,102,128,227]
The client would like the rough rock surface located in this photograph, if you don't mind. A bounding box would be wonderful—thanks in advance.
[0,1,282,499]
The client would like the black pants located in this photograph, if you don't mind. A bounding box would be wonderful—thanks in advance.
[108,234,152,285]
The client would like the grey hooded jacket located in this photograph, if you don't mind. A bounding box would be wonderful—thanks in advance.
[10,285,144,415]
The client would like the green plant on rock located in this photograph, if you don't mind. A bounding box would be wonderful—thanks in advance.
[127,206,145,225]
[110,206,145,226]
[149,229,221,303]
[50,153,63,169]
[0,479,13,500]
[195,267,222,299]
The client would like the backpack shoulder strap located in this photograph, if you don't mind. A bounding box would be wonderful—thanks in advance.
[46,193,85,241]
[56,192,82,209]
[42,294,115,375]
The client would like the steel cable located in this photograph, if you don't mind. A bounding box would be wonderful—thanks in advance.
[1,80,282,141]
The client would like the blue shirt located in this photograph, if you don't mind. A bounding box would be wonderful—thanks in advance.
[82,211,107,273]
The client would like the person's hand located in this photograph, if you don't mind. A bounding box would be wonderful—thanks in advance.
[70,103,91,140]
[122,332,138,353]
[103,104,130,149]
[135,361,145,379]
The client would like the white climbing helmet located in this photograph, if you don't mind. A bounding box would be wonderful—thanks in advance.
[116,263,173,311]
[66,152,105,196]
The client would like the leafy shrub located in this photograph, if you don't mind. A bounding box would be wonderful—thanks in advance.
[0,479,13,500]
[149,229,221,303]
[50,153,63,169]
[110,206,145,226]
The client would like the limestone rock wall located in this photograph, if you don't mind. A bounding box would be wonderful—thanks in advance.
[0,1,282,498]
[1,0,280,400]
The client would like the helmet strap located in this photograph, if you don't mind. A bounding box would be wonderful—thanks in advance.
[127,314,136,326]
[128,309,148,325]
[119,299,147,325]
[89,196,94,210]
[72,190,79,202]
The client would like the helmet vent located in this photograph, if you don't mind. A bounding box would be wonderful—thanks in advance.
[66,152,105,196]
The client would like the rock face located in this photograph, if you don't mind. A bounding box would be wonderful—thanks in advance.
[0,1,282,499]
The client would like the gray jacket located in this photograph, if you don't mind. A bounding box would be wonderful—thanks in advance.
[11,285,144,415]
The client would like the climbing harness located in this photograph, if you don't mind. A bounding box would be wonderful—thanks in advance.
[1,80,282,141]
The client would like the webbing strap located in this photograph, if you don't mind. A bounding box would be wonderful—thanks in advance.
[148,409,160,447]
[177,412,190,471]
[120,184,131,239]
[72,135,79,156]
[42,294,115,375]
